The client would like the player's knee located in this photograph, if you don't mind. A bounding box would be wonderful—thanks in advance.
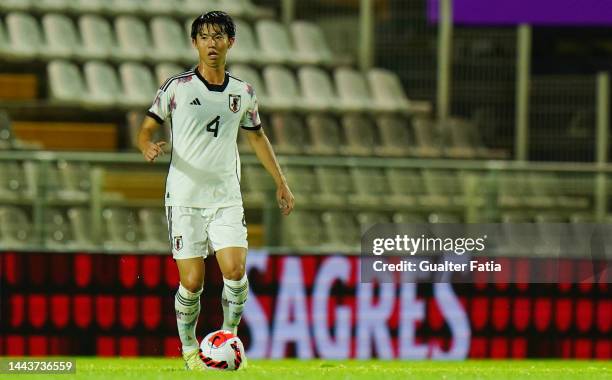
[181,277,204,293]
[224,263,245,281]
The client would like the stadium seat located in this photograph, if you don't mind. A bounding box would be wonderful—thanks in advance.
[0,206,32,249]
[334,67,375,113]
[527,173,589,209]
[385,168,421,208]
[102,208,140,250]
[4,12,44,60]
[392,212,426,224]
[411,117,444,157]
[349,167,389,208]
[306,114,344,156]
[150,17,192,63]
[41,14,80,60]
[498,173,535,209]
[143,0,176,16]
[0,111,15,150]
[356,212,391,232]
[282,166,318,205]
[33,0,69,12]
[428,212,462,223]
[79,15,117,60]
[367,68,431,115]
[138,208,169,251]
[282,210,324,248]
[298,66,341,113]
[291,21,335,66]
[119,62,157,108]
[228,64,271,110]
[44,208,72,249]
[241,165,273,207]
[0,162,24,201]
[47,60,87,105]
[179,0,218,17]
[375,115,414,156]
[229,19,261,64]
[262,66,303,112]
[104,0,144,15]
[422,169,463,207]
[313,167,352,208]
[66,208,96,249]
[69,0,106,13]
[255,20,296,65]
[83,61,121,107]
[0,0,31,13]
[154,63,186,86]
[321,211,360,248]
[341,115,377,156]
[269,113,309,154]
[56,161,92,202]
[115,16,153,61]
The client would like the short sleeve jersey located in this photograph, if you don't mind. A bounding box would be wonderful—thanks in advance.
[147,68,261,208]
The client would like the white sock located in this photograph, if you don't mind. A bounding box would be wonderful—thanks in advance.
[175,283,202,352]
[221,274,248,335]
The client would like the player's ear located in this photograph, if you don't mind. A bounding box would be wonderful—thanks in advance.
[228,37,235,49]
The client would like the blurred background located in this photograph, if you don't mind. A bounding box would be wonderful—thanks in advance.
[0,0,610,360]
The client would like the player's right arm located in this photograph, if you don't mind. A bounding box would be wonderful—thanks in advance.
[137,115,166,162]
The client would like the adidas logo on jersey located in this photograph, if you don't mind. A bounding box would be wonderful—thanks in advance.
[190,98,201,105]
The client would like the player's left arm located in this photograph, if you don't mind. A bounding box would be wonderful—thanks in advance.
[246,127,295,216]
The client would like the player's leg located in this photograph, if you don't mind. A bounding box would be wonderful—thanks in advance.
[208,206,249,335]
[166,206,210,370]
[216,247,248,335]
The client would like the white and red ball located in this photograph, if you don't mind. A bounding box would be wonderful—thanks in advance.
[199,330,245,370]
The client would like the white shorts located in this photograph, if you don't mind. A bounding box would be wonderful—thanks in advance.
[165,205,248,259]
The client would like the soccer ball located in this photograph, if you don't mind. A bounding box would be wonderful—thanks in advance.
[199,330,245,370]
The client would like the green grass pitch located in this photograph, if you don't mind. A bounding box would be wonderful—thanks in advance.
[10,358,612,380]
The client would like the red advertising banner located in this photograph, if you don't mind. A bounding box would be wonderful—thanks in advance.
[1,251,610,359]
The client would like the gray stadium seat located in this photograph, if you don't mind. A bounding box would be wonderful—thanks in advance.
[241,164,273,207]
[422,169,463,207]
[298,66,340,113]
[282,166,318,205]
[179,0,218,17]
[255,19,296,65]
[313,167,352,208]
[528,173,590,210]
[47,60,87,105]
[229,19,261,64]
[229,64,271,110]
[341,115,377,156]
[356,212,391,233]
[0,162,27,201]
[56,161,91,202]
[79,15,116,60]
[498,172,530,208]
[138,208,169,251]
[0,206,32,249]
[155,63,186,86]
[306,115,343,156]
[143,0,176,16]
[69,0,106,13]
[115,16,153,61]
[102,208,139,250]
[411,117,444,157]
[291,20,334,66]
[0,111,15,150]
[375,116,413,156]
[151,17,192,63]
[270,113,309,155]
[262,66,303,112]
[334,67,374,113]
[0,0,31,12]
[428,212,462,223]
[439,118,481,159]
[105,0,144,15]
[321,211,360,248]
[41,14,80,59]
[392,212,426,224]
[44,208,72,249]
[67,208,96,249]
[33,0,69,12]
[282,210,325,248]
[119,62,157,108]
[367,68,431,115]
[349,167,389,208]
[83,61,121,107]
[5,12,43,60]
[385,168,421,208]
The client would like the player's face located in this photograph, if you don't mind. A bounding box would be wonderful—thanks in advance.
[192,23,234,68]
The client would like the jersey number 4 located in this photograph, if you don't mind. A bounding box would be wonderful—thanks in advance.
[206,115,221,137]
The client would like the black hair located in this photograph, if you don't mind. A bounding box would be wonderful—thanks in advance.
[190,11,236,40]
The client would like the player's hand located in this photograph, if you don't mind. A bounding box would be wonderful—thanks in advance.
[276,182,295,216]
[142,141,166,162]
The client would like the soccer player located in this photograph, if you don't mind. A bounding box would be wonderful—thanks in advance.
[137,11,294,370]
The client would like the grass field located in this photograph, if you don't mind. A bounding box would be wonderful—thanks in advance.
[6,358,612,380]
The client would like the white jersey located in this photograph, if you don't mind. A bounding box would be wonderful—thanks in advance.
[148,68,261,208]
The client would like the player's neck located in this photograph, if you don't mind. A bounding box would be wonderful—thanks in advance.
[197,63,226,85]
